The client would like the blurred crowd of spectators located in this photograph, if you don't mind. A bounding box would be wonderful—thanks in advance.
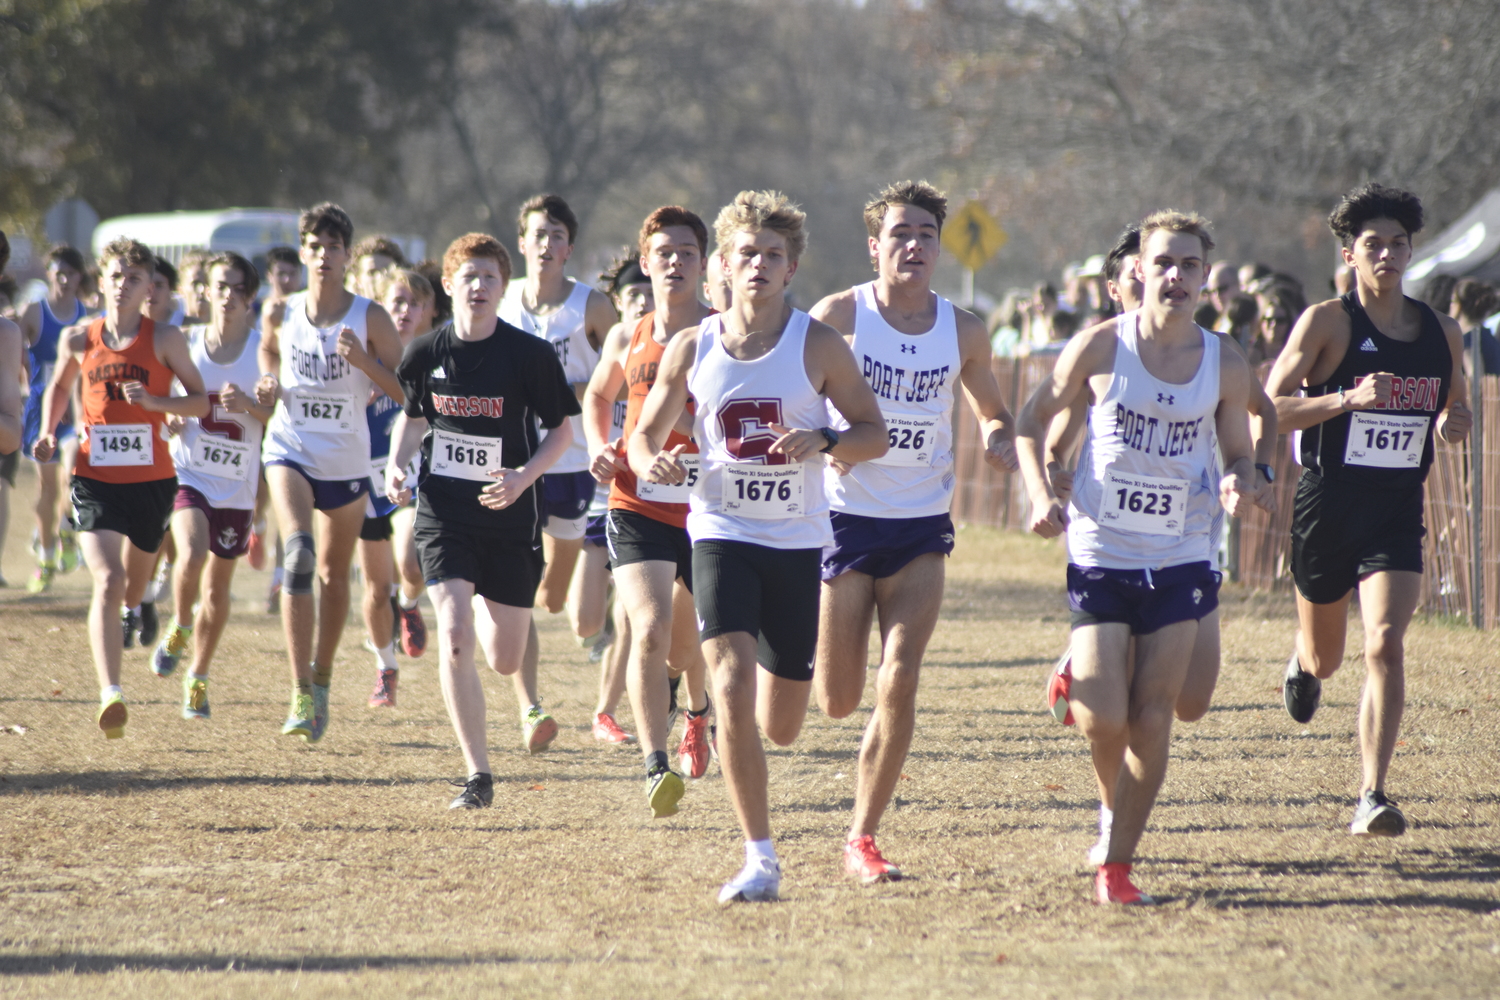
[1420,273,1500,378]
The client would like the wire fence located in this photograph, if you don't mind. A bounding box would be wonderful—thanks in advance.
[951,358,1497,627]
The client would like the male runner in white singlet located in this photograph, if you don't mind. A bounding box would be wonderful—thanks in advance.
[1017,211,1260,905]
[1266,184,1470,837]
[586,209,715,814]
[256,203,405,743]
[809,181,1019,882]
[498,193,618,751]
[153,253,271,719]
[631,191,888,903]
[386,234,579,809]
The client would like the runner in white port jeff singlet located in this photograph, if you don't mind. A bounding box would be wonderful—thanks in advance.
[169,326,265,511]
[826,281,961,518]
[262,292,374,481]
[1067,311,1221,570]
[500,278,598,474]
[687,310,831,549]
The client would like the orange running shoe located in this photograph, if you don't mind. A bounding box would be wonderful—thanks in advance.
[397,602,428,658]
[1096,863,1155,905]
[246,523,267,571]
[591,711,636,744]
[678,710,712,778]
[844,834,902,885]
[368,668,398,708]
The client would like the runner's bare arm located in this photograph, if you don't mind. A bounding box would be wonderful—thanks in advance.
[1435,313,1473,443]
[18,301,40,348]
[0,318,23,453]
[385,411,427,505]
[1016,319,1117,537]
[340,304,406,406]
[582,320,631,479]
[1266,300,1391,431]
[218,382,274,425]
[629,324,699,484]
[1214,349,1258,517]
[482,415,573,510]
[1043,399,1087,501]
[808,290,857,339]
[256,311,282,405]
[1216,332,1278,479]
[33,326,87,461]
[955,306,1018,472]
[793,320,886,464]
[130,322,208,418]
[583,287,620,356]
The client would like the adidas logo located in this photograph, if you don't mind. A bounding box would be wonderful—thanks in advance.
[1359,337,1378,352]
[432,366,447,378]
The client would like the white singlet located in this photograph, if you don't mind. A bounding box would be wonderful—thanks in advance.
[686,310,831,550]
[826,282,961,518]
[169,326,265,510]
[1067,312,1222,570]
[262,293,375,481]
[500,278,598,474]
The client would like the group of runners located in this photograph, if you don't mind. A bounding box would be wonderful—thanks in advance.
[0,177,1466,906]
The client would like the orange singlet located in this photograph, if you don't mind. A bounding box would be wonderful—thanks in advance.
[608,312,699,528]
[74,316,177,484]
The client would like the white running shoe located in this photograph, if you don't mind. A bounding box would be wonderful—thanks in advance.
[717,856,781,905]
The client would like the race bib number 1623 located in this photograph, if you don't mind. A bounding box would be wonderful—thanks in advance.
[1099,468,1189,537]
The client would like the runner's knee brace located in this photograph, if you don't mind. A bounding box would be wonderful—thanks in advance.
[284,531,316,595]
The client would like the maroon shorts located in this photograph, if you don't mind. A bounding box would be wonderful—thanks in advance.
[173,486,254,560]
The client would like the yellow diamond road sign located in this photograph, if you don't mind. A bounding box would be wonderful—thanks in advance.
[943,201,1007,272]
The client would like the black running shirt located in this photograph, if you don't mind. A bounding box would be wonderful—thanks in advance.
[1300,292,1450,489]
[397,320,580,536]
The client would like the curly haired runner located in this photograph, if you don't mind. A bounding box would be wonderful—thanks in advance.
[1265,184,1471,838]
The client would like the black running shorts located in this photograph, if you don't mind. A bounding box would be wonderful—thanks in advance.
[71,475,175,554]
[1290,470,1425,605]
[605,508,692,590]
[414,515,544,609]
[691,539,820,682]
[360,513,393,542]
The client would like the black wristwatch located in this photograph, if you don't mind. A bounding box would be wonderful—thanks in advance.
[819,427,840,453]
[1255,462,1275,483]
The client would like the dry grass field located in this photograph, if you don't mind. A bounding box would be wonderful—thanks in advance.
[2,463,1499,999]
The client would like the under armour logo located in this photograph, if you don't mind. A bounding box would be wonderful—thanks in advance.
[1157,393,1175,404]
[899,344,917,354]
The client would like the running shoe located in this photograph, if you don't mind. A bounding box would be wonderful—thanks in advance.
[397,602,427,658]
[121,607,142,649]
[521,705,558,754]
[152,626,190,677]
[307,682,331,742]
[844,834,902,884]
[96,693,128,740]
[591,711,635,744]
[246,522,267,571]
[449,773,494,810]
[58,530,81,573]
[26,563,54,595]
[368,668,398,708]
[1088,806,1113,865]
[281,691,315,739]
[1283,651,1321,724]
[1096,863,1155,905]
[665,675,681,739]
[718,856,781,905]
[679,709,712,779]
[1047,647,1075,725]
[182,674,210,720]
[647,767,685,818]
[266,576,281,615]
[1350,790,1407,837]
[137,601,160,648]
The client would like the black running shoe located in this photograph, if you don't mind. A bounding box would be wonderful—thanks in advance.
[1350,790,1406,837]
[121,607,142,649]
[1282,652,1321,723]
[448,773,494,810]
[138,601,160,648]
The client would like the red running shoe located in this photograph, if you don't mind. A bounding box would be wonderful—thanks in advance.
[1096,863,1155,905]
[678,710,712,778]
[1047,647,1075,726]
[246,523,267,571]
[591,712,636,744]
[368,668,398,708]
[398,602,428,658]
[844,834,902,885]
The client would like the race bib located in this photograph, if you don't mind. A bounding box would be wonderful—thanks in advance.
[188,435,253,481]
[431,428,502,483]
[1099,468,1189,537]
[88,424,153,467]
[636,455,701,504]
[1344,412,1428,469]
[721,462,807,519]
[289,390,355,432]
[870,413,940,467]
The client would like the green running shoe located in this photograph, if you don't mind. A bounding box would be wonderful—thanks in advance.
[281,691,315,739]
[182,674,210,720]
